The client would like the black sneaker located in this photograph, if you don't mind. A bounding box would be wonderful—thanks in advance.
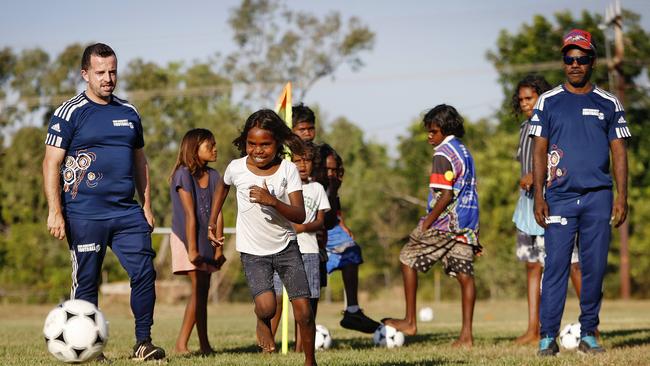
[578,333,606,354]
[340,309,380,333]
[131,339,165,361]
[537,336,559,357]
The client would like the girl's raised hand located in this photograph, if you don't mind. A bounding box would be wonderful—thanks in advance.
[249,180,278,206]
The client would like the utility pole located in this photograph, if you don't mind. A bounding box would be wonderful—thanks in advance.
[601,0,631,300]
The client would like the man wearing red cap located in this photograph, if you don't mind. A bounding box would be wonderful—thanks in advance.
[529,29,630,356]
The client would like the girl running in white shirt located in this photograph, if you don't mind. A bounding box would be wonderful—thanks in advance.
[208,109,316,366]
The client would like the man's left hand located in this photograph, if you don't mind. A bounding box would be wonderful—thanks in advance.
[612,195,628,227]
[143,207,155,230]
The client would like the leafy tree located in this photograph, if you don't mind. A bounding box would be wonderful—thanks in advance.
[487,11,609,133]
[120,59,243,229]
[5,44,86,128]
[224,0,375,101]
[0,126,79,302]
[0,127,48,224]
[0,47,15,92]
[0,223,71,302]
[3,6,648,303]
[0,0,376,301]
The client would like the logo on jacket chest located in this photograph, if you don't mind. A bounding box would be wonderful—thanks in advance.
[582,108,604,120]
[112,119,134,129]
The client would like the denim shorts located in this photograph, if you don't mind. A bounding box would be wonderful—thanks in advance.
[240,240,310,300]
[273,253,320,299]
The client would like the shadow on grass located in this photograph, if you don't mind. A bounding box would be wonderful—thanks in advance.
[220,344,263,354]
[328,331,461,350]
[174,350,225,359]
[376,360,467,366]
[604,328,650,348]
[404,332,459,346]
[217,329,522,356]
[490,335,518,344]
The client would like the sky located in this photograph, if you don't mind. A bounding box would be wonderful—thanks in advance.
[2,0,649,153]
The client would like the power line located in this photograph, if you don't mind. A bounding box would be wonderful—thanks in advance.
[6,58,649,111]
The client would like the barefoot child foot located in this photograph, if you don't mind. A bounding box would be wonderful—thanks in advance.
[452,336,473,348]
[173,346,191,355]
[515,332,539,345]
[382,318,417,336]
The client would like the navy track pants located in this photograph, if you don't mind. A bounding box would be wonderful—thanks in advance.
[66,211,156,342]
[540,189,612,337]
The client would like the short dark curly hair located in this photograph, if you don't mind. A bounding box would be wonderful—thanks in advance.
[423,104,465,138]
[512,74,552,114]
[292,103,315,125]
[81,43,116,70]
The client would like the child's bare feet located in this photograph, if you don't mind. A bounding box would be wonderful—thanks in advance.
[514,331,539,345]
[382,318,417,336]
[451,336,474,348]
[258,343,276,353]
[173,346,191,355]
[452,334,473,348]
[256,323,276,353]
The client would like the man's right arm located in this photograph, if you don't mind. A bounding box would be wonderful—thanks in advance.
[43,145,66,240]
[532,136,549,228]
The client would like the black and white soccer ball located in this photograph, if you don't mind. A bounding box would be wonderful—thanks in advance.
[373,324,405,348]
[43,299,109,363]
[314,324,332,350]
[559,322,581,350]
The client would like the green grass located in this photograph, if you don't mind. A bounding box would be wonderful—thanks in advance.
[1,298,649,365]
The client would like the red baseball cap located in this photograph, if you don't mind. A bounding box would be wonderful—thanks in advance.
[561,29,595,53]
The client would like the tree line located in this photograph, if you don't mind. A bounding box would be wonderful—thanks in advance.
[1,4,649,302]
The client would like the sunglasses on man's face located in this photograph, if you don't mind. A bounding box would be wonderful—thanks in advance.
[563,55,592,65]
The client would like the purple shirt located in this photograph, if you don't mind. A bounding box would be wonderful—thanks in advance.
[170,166,220,258]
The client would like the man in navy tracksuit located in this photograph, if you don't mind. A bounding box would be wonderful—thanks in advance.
[530,29,630,356]
[42,43,165,361]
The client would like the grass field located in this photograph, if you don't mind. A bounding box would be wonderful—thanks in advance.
[1,298,649,365]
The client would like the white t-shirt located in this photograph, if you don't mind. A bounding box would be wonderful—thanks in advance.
[223,157,303,255]
[297,181,331,253]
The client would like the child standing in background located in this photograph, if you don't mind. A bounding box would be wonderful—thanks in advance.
[384,104,481,348]
[292,103,380,334]
[270,141,331,352]
[208,109,317,366]
[169,128,225,354]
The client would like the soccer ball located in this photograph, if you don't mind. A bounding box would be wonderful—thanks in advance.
[418,307,434,322]
[373,324,405,348]
[559,322,581,350]
[314,324,332,350]
[43,299,109,363]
